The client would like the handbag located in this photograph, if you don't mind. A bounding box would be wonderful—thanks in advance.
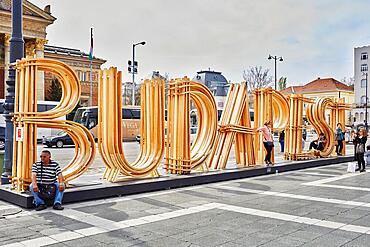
[357,143,365,154]
[38,183,56,200]
[265,141,274,147]
[38,162,56,200]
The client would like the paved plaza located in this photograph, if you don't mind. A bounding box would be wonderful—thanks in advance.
[1,160,370,246]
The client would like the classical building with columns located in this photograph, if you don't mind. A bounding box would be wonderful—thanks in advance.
[0,0,105,105]
[0,0,54,99]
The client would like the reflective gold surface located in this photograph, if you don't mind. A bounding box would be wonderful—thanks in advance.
[11,58,352,191]
[165,77,217,174]
[208,83,255,169]
[98,68,165,181]
[284,94,314,160]
[12,58,95,191]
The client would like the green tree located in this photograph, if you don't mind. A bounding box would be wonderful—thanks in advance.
[45,78,62,101]
[278,77,287,91]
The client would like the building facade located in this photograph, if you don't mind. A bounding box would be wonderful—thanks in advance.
[281,77,355,125]
[44,45,106,106]
[0,0,55,99]
[354,46,370,127]
[193,70,229,109]
[0,0,105,106]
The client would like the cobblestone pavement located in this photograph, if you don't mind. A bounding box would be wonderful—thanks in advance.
[1,160,370,246]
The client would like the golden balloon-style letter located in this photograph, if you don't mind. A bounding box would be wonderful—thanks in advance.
[165,77,218,174]
[12,58,96,191]
[254,88,289,164]
[98,68,165,181]
[284,94,313,160]
[306,98,335,157]
[208,83,255,170]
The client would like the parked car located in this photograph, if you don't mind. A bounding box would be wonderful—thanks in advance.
[42,131,73,148]
[0,126,5,150]
[136,127,198,145]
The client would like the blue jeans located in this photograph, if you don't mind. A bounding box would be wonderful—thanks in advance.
[29,182,64,206]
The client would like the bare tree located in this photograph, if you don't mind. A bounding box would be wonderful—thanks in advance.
[341,76,354,86]
[243,66,273,93]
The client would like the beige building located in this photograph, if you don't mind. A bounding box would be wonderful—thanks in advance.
[281,77,355,125]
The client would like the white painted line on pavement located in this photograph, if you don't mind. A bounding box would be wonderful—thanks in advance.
[303,173,361,186]
[293,172,337,177]
[5,201,370,247]
[301,168,370,191]
[0,202,221,247]
[212,185,370,208]
[308,183,370,192]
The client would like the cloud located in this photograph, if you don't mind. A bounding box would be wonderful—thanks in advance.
[31,0,369,85]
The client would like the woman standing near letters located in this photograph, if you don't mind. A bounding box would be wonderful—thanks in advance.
[354,129,367,172]
[257,121,274,166]
[335,123,345,155]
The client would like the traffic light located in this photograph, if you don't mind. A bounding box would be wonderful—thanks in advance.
[128,60,138,74]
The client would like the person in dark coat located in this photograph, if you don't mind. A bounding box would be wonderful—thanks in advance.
[354,129,368,172]
[279,130,285,153]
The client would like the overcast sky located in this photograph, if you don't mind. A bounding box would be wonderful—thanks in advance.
[31,0,370,86]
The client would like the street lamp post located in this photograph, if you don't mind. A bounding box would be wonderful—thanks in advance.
[1,0,24,184]
[268,55,283,90]
[129,41,146,106]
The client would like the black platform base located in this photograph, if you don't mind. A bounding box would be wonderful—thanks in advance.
[0,156,354,208]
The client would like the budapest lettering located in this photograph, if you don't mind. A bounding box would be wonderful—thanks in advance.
[11,58,349,191]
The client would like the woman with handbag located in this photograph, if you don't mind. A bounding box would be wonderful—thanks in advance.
[335,123,345,155]
[355,129,367,172]
[352,130,359,161]
[257,121,274,166]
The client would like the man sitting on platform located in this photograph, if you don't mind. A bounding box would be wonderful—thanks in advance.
[309,133,327,151]
[29,150,65,211]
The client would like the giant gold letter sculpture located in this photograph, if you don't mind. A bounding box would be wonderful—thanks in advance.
[284,94,314,160]
[208,83,255,169]
[306,98,336,157]
[254,88,289,164]
[98,68,165,181]
[12,58,96,191]
[165,77,218,174]
[328,98,350,155]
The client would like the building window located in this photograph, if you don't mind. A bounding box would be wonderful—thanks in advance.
[361,79,367,88]
[79,71,87,82]
[361,64,368,72]
[360,112,364,122]
[361,52,368,60]
[355,112,359,122]
[361,96,369,104]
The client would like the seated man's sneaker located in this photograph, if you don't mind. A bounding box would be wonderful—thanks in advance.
[35,204,47,211]
[53,203,64,210]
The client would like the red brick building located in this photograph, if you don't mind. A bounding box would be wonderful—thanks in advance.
[44,45,106,106]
